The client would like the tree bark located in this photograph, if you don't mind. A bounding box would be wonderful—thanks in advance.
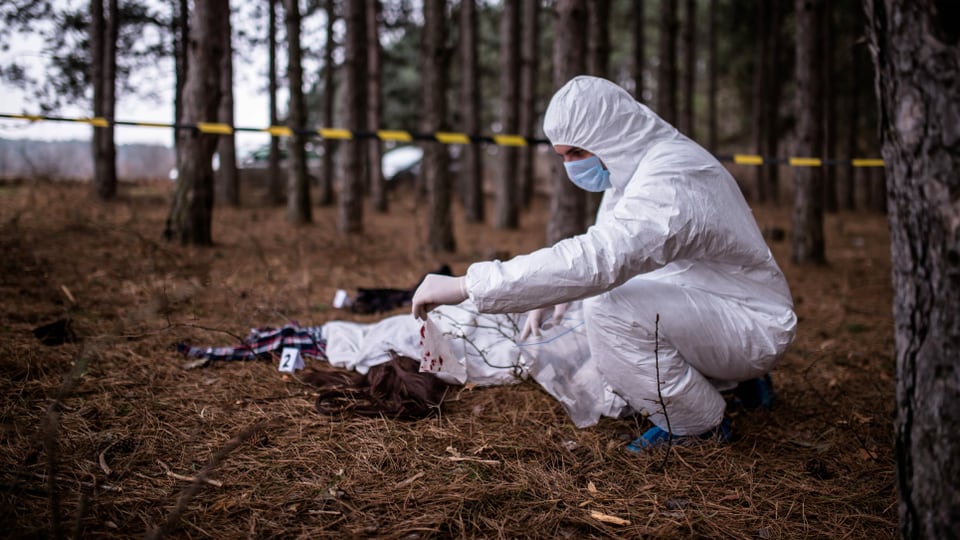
[632,0,645,101]
[517,0,539,210]
[547,0,587,245]
[339,0,366,233]
[318,0,336,206]
[460,0,484,222]
[422,0,454,251]
[707,0,717,152]
[750,0,769,202]
[165,0,226,245]
[285,0,312,224]
[680,0,695,137]
[822,0,836,213]
[267,0,284,206]
[216,5,239,207]
[585,0,610,224]
[90,0,118,200]
[496,0,521,230]
[841,39,862,211]
[656,0,677,125]
[366,0,386,212]
[791,0,825,264]
[867,1,960,537]
[173,0,189,168]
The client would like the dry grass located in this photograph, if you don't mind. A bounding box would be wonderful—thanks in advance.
[0,178,896,539]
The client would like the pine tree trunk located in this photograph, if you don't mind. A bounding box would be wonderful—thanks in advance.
[841,40,862,211]
[367,0,386,212]
[496,0,520,230]
[460,0,484,222]
[285,0,312,224]
[657,0,677,125]
[821,0,836,213]
[173,0,188,168]
[547,0,587,245]
[791,0,825,264]
[90,0,118,201]
[517,0,539,210]
[750,1,769,202]
[707,0,717,152]
[217,7,238,207]
[867,1,960,537]
[423,0,454,251]
[585,0,610,225]
[319,0,336,206]
[339,0,366,232]
[632,0,645,101]
[764,0,785,205]
[680,0,695,138]
[165,0,226,245]
[267,0,284,206]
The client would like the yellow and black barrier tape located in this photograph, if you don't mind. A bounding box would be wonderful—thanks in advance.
[0,112,885,167]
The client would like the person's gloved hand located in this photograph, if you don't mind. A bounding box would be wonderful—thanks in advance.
[411,274,468,320]
[519,303,570,341]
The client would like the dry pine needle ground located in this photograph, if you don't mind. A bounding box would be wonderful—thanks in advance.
[0,179,895,539]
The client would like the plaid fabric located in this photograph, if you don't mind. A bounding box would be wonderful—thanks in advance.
[176,322,327,363]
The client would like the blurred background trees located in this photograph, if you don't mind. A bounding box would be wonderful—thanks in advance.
[1,0,885,248]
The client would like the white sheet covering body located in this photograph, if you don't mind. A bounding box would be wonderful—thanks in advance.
[321,301,627,428]
[463,76,797,435]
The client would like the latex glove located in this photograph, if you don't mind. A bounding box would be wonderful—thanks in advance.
[520,303,570,341]
[411,274,468,320]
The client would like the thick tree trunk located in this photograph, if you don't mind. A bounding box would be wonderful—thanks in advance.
[423,0,454,251]
[285,0,312,224]
[319,0,336,206]
[867,1,960,537]
[680,0,695,138]
[841,40,862,211]
[267,0,284,206]
[460,0,484,222]
[165,0,226,245]
[517,0,539,210]
[791,0,825,264]
[366,0,386,212]
[547,0,587,245]
[632,0,644,101]
[764,0,785,205]
[656,0,677,125]
[216,6,238,207]
[339,0,366,232]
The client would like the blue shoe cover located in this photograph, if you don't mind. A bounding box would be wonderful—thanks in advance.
[626,418,733,453]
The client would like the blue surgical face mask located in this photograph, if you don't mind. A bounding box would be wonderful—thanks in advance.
[563,155,611,192]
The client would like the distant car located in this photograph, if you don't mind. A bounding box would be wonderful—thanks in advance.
[382,145,423,183]
[168,144,322,182]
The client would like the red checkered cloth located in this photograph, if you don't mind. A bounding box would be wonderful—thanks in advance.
[175,322,327,363]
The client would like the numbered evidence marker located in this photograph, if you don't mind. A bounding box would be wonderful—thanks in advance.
[278,347,305,373]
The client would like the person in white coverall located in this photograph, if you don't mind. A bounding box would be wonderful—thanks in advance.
[411,75,796,451]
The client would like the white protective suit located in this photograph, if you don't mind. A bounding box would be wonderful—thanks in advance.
[464,76,797,435]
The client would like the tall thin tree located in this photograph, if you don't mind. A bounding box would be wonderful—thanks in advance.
[339,0,366,232]
[423,0,454,251]
[367,0,386,212]
[173,0,189,165]
[517,0,540,209]
[267,0,284,206]
[90,0,118,200]
[707,0,717,152]
[867,1,960,536]
[632,0,645,101]
[460,0,484,222]
[216,4,239,207]
[318,0,336,206]
[496,0,521,229]
[791,0,825,264]
[821,0,836,213]
[680,0,695,137]
[750,1,770,202]
[585,0,610,224]
[547,0,587,245]
[656,0,678,125]
[165,0,227,245]
[285,0,312,224]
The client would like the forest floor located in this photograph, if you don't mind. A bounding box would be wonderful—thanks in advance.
[0,178,896,539]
